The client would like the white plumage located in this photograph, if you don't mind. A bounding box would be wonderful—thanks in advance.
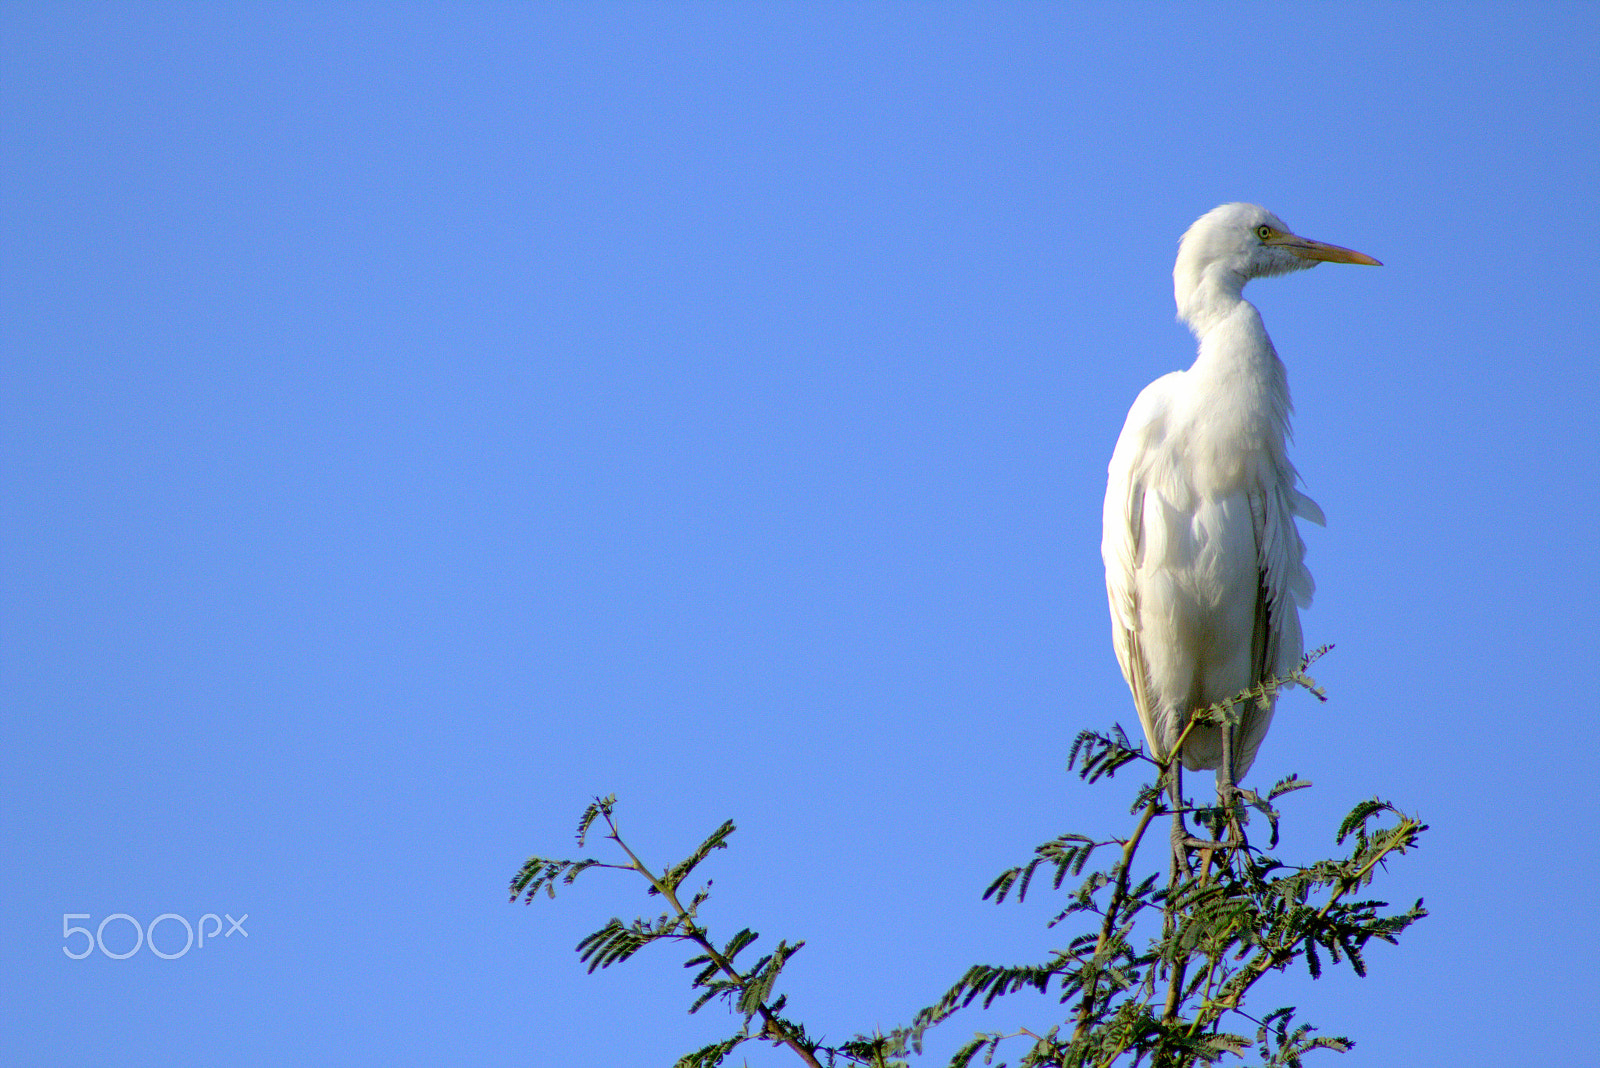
[1102,203,1379,788]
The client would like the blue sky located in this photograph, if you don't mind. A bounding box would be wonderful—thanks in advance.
[4,3,1597,1065]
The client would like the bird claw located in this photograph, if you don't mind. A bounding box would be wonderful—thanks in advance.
[1214,788,1249,853]
[1182,836,1230,850]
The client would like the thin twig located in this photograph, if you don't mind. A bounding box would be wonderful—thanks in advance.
[1072,788,1163,1046]
[599,808,825,1068]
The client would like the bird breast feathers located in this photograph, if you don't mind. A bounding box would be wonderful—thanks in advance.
[1102,377,1324,638]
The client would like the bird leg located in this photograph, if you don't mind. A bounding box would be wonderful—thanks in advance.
[1216,710,1245,854]
[1167,760,1191,883]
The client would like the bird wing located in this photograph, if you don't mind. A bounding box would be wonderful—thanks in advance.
[1236,471,1324,776]
[1101,376,1179,758]
[1254,472,1323,643]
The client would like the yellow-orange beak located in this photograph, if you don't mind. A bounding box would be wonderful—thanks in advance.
[1270,233,1382,266]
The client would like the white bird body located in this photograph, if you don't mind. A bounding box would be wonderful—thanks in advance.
[1102,203,1376,785]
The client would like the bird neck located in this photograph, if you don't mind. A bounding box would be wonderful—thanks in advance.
[1177,264,1283,386]
[1183,296,1292,452]
[1175,260,1249,339]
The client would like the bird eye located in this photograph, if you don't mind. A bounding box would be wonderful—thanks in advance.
[1255,225,1274,241]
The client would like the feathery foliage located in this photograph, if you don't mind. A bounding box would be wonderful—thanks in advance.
[511,662,1425,1066]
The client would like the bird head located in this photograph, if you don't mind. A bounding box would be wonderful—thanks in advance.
[1173,203,1380,333]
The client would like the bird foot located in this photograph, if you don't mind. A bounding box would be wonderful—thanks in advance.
[1169,814,1194,883]
[1182,836,1230,851]
[1213,784,1248,852]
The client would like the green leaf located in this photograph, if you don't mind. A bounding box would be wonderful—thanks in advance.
[576,794,615,848]
[671,1033,747,1068]
[575,918,652,973]
[1268,773,1311,801]
[660,819,736,894]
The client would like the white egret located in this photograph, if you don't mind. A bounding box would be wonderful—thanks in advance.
[1101,203,1379,867]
